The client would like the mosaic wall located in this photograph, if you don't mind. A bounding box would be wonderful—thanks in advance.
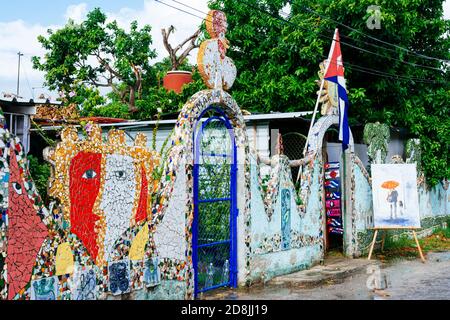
[0,112,193,299]
[2,9,447,300]
[247,153,323,283]
[0,121,49,300]
[150,88,251,297]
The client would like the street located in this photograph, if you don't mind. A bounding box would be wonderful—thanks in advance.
[203,252,450,300]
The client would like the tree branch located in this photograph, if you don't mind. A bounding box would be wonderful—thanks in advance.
[162,27,201,70]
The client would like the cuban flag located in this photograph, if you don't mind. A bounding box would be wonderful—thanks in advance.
[324,29,350,151]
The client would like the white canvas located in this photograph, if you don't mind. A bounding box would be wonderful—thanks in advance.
[371,164,421,229]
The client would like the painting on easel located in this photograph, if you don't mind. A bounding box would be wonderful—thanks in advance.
[371,164,421,229]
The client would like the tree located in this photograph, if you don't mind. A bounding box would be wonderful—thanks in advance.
[33,8,157,113]
[162,26,201,71]
[208,0,449,185]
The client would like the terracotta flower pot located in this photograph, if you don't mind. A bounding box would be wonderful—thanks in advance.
[163,71,193,94]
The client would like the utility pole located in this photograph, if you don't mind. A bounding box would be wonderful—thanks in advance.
[16,52,24,97]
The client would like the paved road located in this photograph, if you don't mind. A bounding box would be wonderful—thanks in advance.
[203,252,450,300]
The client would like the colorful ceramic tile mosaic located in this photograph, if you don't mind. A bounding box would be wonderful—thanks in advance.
[72,267,97,300]
[151,88,252,298]
[143,257,161,287]
[30,276,58,300]
[198,10,236,90]
[0,9,395,300]
[108,259,131,295]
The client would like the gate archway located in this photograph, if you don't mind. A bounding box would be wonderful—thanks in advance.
[192,106,238,297]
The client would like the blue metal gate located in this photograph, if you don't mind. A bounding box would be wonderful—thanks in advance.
[193,106,238,297]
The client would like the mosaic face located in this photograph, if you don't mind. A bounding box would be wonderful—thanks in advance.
[69,152,102,260]
[48,127,157,267]
[100,154,136,262]
[6,147,48,300]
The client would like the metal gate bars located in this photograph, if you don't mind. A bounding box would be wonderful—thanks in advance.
[193,106,238,297]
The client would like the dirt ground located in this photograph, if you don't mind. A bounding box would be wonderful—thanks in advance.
[203,251,450,300]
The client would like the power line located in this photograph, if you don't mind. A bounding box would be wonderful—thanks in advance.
[155,0,446,84]
[171,0,207,16]
[277,7,448,66]
[154,0,212,23]
[295,3,450,64]
[240,0,445,73]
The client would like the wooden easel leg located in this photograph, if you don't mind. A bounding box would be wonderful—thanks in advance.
[412,230,426,263]
[381,231,386,253]
[368,230,378,260]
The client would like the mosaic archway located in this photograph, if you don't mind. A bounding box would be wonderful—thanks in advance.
[151,89,251,299]
[306,115,355,155]
[192,106,238,296]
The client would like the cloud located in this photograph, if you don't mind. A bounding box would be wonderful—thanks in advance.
[64,3,88,23]
[444,0,450,19]
[0,20,57,98]
[1,0,448,99]
[0,0,209,98]
[106,0,209,63]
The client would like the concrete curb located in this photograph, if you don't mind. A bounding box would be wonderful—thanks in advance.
[268,259,381,289]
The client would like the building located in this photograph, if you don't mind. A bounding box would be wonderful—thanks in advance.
[0,97,62,154]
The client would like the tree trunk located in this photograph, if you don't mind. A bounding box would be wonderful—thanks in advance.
[128,86,137,113]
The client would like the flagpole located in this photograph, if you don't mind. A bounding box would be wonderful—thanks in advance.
[296,76,325,184]
[302,77,325,158]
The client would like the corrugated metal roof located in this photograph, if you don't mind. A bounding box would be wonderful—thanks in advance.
[0,97,62,106]
[31,111,314,131]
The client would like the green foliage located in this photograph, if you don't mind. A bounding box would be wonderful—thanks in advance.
[209,0,450,186]
[86,101,130,119]
[33,8,157,112]
[363,122,390,163]
[93,58,207,120]
[27,155,51,202]
[72,85,106,117]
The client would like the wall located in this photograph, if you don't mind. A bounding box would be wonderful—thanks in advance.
[0,113,192,300]
[246,154,323,283]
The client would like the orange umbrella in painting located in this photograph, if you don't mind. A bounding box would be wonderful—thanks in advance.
[381,180,399,189]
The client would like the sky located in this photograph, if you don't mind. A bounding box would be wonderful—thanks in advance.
[0,0,449,100]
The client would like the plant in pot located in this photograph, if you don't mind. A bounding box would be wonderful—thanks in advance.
[161,25,201,94]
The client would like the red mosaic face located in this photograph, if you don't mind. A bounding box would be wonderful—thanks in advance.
[6,148,48,299]
[69,152,102,260]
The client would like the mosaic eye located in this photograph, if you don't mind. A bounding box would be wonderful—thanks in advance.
[82,169,97,180]
[12,182,22,195]
[114,170,126,180]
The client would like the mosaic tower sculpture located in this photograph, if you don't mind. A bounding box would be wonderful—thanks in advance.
[198,10,237,90]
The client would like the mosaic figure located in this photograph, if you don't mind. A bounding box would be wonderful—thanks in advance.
[144,257,161,287]
[198,10,236,90]
[31,276,58,300]
[0,109,50,300]
[363,122,390,164]
[73,268,97,300]
[46,126,158,267]
[405,138,422,174]
[108,259,131,295]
